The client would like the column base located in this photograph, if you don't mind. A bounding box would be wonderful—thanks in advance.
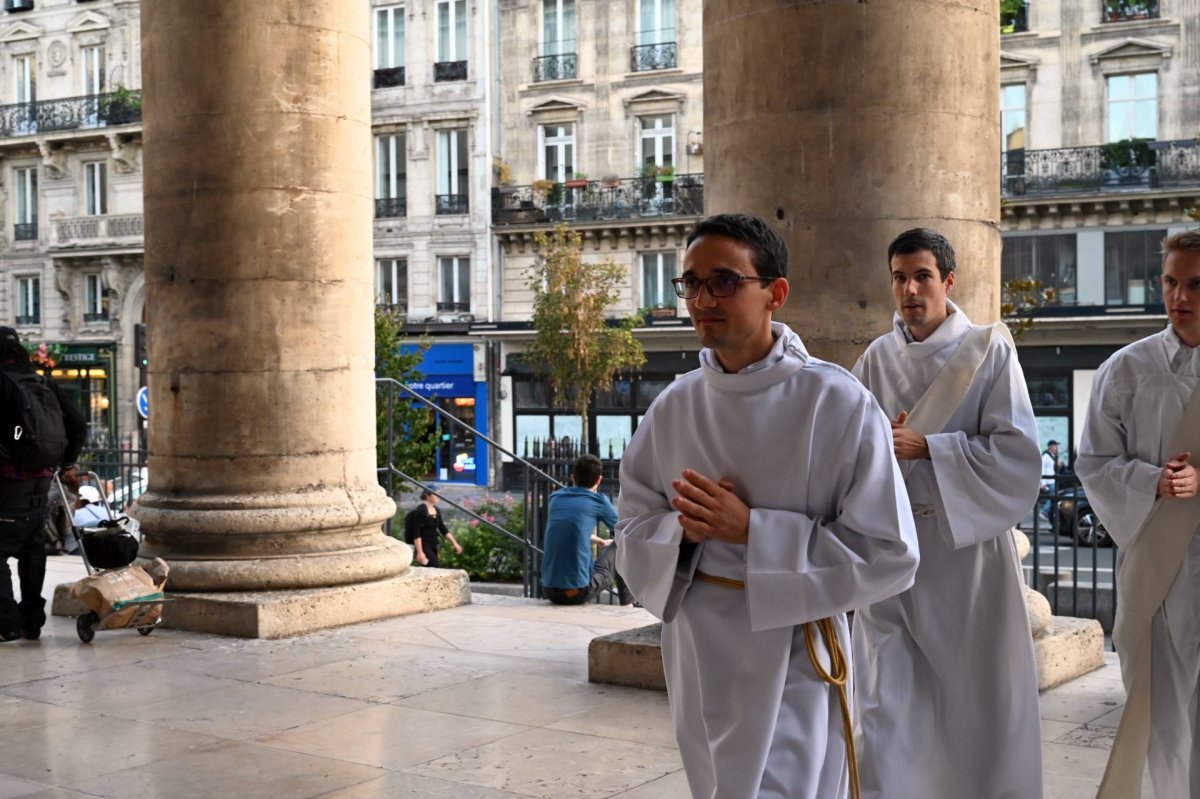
[52,567,471,639]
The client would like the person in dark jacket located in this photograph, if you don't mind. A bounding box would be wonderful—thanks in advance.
[0,327,87,641]
[409,489,462,568]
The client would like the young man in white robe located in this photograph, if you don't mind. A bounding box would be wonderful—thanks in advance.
[1077,230,1200,798]
[615,213,920,799]
[850,228,1044,799]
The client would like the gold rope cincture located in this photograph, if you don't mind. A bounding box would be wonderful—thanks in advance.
[693,570,861,799]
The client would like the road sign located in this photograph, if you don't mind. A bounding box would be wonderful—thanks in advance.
[136,386,149,419]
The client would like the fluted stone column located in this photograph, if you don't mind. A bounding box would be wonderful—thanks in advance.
[136,2,410,593]
[705,0,1001,367]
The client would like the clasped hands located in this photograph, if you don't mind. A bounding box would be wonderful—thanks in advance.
[671,469,750,545]
[891,411,930,461]
[1158,451,1198,500]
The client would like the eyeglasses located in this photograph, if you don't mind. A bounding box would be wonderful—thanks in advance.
[671,274,775,299]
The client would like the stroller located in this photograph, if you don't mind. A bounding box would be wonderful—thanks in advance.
[54,471,169,643]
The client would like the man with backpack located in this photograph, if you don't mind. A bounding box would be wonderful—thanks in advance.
[0,327,86,641]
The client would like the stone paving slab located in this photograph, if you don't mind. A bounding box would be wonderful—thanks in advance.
[0,555,1142,797]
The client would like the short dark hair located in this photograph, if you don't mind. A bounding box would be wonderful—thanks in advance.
[1162,229,1200,262]
[419,488,435,501]
[0,326,29,366]
[572,454,603,488]
[887,228,957,281]
[686,213,789,279]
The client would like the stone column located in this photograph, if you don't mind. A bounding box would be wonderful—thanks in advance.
[136,3,409,595]
[704,0,1000,367]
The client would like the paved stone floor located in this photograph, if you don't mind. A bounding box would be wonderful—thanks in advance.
[0,556,1142,798]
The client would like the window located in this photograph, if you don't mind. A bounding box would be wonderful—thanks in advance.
[638,114,675,172]
[373,5,405,88]
[84,161,107,216]
[539,124,574,183]
[435,0,467,80]
[84,273,107,322]
[375,133,406,217]
[1001,235,1078,306]
[537,0,577,81]
[637,0,675,46]
[1001,84,1026,152]
[438,256,470,310]
[376,258,407,309]
[13,53,35,134]
[81,44,104,95]
[1107,73,1157,142]
[436,128,469,214]
[1104,229,1166,306]
[641,252,677,308]
[14,166,36,241]
[15,275,39,325]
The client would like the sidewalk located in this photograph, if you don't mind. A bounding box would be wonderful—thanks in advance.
[0,555,1140,798]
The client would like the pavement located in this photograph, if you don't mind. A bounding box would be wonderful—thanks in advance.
[0,555,1145,798]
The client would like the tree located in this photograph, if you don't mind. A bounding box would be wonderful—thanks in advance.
[374,307,436,493]
[526,224,646,449]
[1001,278,1055,339]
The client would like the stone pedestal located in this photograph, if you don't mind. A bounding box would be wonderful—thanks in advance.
[130,2,410,634]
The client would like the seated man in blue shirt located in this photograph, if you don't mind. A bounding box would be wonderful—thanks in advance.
[541,454,633,606]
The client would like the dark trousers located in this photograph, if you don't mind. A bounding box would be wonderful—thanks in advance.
[0,478,51,638]
[544,543,633,606]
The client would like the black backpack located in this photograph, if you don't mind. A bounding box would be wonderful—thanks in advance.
[0,370,68,469]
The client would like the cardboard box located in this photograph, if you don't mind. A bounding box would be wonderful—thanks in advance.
[68,558,169,630]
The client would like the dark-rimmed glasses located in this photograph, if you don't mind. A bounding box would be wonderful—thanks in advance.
[671,274,775,299]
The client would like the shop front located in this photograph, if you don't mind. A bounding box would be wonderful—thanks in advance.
[402,342,489,487]
[26,341,119,447]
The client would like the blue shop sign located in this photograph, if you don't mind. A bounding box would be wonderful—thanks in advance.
[407,375,475,398]
[401,343,474,376]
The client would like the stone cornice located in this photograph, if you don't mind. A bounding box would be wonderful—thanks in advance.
[1001,190,1200,230]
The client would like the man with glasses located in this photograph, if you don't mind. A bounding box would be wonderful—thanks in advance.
[1077,230,1200,797]
[616,213,919,799]
[849,228,1043,798]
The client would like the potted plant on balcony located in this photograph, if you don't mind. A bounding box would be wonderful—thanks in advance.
[655,164,676,183]
[638,304,677,319]
[565,172,589,189]
[1100,137,1155,182]
[600,174,621,189]
[104,84,141,125]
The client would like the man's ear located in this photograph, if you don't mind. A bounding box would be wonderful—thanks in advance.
[767,277,789,311]
[945,271,956,293]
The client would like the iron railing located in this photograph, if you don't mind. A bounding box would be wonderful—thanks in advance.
[373,66,405,89]
[1001,139,1200,197]
[82,312,108,324]
[15,314,38,326]
[77,446,148,513]
[492,173,704,225]
[0,91,142,138]
[534,52,578,82]
[436,194,469,215]
[1102,0,1158,22]
[375,197,407,218]
[433,60,468,82]
[436,301,469,313]
[376,301,408,315]
[14,222,37,241]
[630,41,677,72]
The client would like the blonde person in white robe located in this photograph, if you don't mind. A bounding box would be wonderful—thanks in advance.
[851,228,1044,799]
[616,213,920,799]
[1077,229,1200,798]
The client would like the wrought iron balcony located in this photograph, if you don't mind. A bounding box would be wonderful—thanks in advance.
[437,301,470,313]
[433,60,468,82]
[0,91,142,138]
[630,42,677,72]
[492,173,705,226]
[436,194,469,215]
[375,197,407,218]
[1001,2,1029,33]
[373,66,405,89]
[376,301,408,315]
[1102,0,1158,22]
[13,222,37,241]
[52,214,144,249]
[14,315,39,326]
[82,312,109,323]
[534,53,578,82]
[1001,139,1200,197]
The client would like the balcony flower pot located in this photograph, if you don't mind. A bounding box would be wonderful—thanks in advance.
[655,173,675,183]
[565,179,589,189]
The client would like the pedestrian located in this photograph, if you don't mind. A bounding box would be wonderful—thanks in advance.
[406,489,462,568]
[849,227,1044,799]
[1077,230,1200,798]
[1038,439,1061,520]
[0,326,87,641]
[615,213,919,799]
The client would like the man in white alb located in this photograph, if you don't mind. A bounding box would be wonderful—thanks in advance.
[616,213,919,799]
[1077,230,1200,798]
[851,228,1044,799]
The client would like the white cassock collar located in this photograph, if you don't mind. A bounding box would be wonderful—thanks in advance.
[1162,325,1200,374]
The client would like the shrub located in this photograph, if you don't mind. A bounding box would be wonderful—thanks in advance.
[438,494,526,582]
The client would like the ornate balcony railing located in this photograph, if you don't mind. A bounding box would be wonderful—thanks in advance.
[13,222,37,241]
[436,194,469,215]
[437,301,470,313]
[534,53,578,82]
[0,91,142,138]
[14,315,39,326]
[376,301,408,315]
[433,60,468,82]
[373,66,405,89]
[1001,139,1200,197]
[1002,2,1029,33]
[492,173,705,226]
[82,312,109,324]
[375,197,407,218]
[53,214,144,248]
[1102,0,1159,22]
[630,42,677,72]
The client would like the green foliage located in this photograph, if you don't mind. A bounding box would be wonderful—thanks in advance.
[527,224,646,446]
[1001,277,1056,339]
[438,494,526,581]
[375,307,437,490]
[1100,138,1154,170]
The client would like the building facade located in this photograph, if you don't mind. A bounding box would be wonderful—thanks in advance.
[1000,0,1200,458]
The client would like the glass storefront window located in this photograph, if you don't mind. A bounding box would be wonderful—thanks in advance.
[1001,234,1078,306]
[1105,229,1166,306]
[596,416,633,459]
